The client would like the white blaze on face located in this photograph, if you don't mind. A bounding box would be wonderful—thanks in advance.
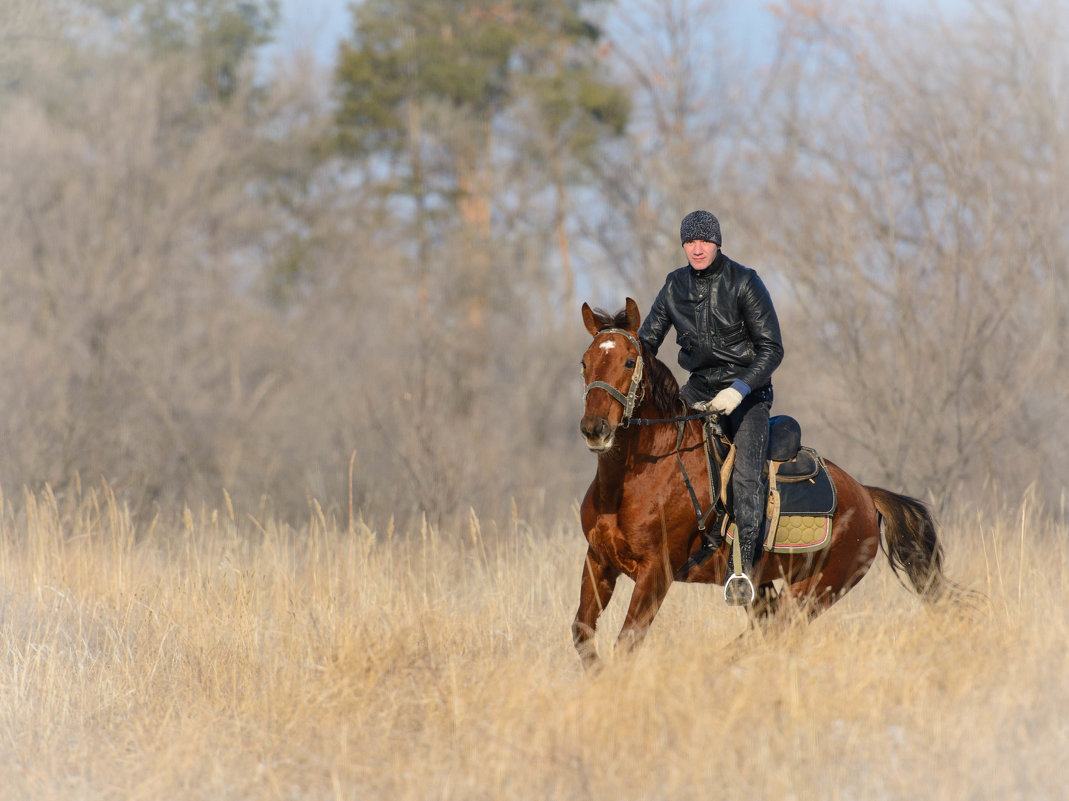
[599,341,616,352]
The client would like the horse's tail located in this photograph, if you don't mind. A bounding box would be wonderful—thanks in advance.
[867,486,948,602]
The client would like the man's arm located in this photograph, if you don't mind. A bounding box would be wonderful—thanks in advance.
[736,272,784,392]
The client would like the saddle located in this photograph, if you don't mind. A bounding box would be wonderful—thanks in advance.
[675,413,837,581]
[726,415,837,554]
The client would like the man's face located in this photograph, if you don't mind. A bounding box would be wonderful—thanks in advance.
[683,239,718,271]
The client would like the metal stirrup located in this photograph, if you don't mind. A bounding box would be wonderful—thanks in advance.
[724,523,755,606]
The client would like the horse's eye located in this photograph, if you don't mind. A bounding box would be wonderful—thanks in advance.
[580,361,586,374]
[625,359,636,369]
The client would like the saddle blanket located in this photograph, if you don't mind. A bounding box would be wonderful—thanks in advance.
[727,447,837,554]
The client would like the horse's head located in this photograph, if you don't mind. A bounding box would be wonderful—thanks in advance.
[579,297,645,452]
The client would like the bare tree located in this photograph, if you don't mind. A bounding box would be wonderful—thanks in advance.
[0,10,337,516]
[749,0,1069,507]
[587,0,784,297]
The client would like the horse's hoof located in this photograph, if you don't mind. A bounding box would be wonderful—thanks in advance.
[724,574,755,606]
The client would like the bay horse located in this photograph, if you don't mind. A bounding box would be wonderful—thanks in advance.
[573,298,954,668]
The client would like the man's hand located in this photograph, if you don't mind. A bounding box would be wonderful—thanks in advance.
[707,387,743,415]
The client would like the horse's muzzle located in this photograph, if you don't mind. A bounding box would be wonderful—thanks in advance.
[580,414,615,452]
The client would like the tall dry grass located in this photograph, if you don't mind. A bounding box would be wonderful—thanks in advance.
[0,483,1066,800]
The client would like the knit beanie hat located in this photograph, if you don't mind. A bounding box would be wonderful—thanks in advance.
[680,210,721,245]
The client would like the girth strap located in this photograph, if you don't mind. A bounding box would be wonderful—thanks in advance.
[675,537,719,581]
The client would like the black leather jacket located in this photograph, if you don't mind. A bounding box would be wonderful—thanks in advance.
[638,252,783,393]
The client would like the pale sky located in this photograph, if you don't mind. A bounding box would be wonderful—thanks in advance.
[262,0,351,65]
[263,1,782,69]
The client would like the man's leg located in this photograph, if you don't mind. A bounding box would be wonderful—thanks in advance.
[724,392,771,605]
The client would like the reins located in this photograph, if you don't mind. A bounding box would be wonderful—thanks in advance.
[628,410,707,426]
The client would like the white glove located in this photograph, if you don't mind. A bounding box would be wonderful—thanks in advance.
[707,387,743,415]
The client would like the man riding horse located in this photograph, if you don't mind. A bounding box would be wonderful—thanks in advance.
[638,210,784,605]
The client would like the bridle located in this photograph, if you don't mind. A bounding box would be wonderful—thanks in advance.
[582,328,646,425]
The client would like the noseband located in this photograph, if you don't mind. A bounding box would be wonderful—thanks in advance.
[583,328,646,425]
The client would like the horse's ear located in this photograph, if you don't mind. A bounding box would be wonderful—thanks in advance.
[624,297,642,332]
[581,302,599,336]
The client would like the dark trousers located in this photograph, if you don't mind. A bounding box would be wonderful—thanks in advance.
[723,390,772,564]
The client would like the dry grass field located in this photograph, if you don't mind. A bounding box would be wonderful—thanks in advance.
[1,483,1066,800]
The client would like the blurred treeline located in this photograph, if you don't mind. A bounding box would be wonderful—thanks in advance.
[1,0,1065,526]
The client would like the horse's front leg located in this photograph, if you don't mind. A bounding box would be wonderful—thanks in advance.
[572,548,620,670]
[616,559,672,655]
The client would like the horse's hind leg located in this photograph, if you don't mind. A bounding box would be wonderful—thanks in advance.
[744,581,796,636]
[572,549,619,670]
[746,576,839,632]
[751,581,783,619]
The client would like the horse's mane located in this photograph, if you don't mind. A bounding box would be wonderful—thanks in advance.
[591,306,682,418]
